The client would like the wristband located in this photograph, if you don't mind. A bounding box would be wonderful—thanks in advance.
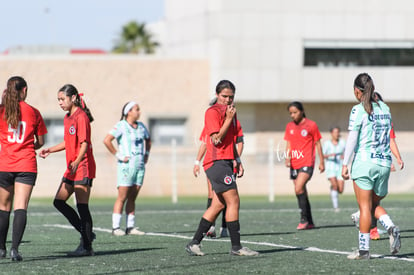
[235,157,241,164]
[194,160,200,166]
[145,151,150,156]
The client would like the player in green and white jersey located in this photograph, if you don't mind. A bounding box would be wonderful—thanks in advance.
[342,73,400,260]
[104,101,151,236]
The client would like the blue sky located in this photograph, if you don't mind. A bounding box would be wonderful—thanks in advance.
[0,0,164,52]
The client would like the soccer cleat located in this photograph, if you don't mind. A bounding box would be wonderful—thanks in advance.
[67,246,94,257]
[10,248,22,261]
[230,247,259,256]
[219,227,229,238]
[126,227,145,235]
[112,228,126,236]
[370,227,380,240]
[0,249,6,258]
[206,225,216,238]
[185,243,205,256]
[388,226,401,255]
[347,250,370,260]
[296,222,315,230]
[351,211,360,228]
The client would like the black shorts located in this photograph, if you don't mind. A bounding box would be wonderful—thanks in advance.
[290,166,314,180]
[62,177,93,187]
[205,160,237,194]
[0,172,37,188]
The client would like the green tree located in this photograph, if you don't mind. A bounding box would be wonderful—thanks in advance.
[112,21,159,54]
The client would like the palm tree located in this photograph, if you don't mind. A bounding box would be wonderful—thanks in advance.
[112,21,159,54]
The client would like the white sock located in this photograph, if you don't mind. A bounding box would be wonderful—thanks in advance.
[359,231,370,251]
[127,214,135,229]
[112,213,122,229]
[379,214,394,231]
[330,190,339,209]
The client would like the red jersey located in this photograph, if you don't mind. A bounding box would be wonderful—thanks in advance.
[0,101,47,172]
[63,108,96,180]
[202,104,242,170]
[284,118,322,169]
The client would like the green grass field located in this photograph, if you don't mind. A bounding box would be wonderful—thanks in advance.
[1,194,414,274]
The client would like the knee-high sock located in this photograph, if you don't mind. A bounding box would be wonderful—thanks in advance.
[227,220,242,251]
[330,189,339,209]
[305,194,314,225]
[53,199,82,233]
[12,209,27,250]
[77,203,93,250]
[190,218,212,245]
[296,193,308,223]
[0,210,10,250]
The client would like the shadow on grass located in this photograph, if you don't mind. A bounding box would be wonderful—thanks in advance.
[314,224,355,229]
[0,247,164,264]
[242,231,296,237]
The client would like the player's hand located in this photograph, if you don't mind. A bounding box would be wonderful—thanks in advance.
[226,105,236,119]
[342,165,350,180]
[236,162,244,178]
[285,158,290,168]
[397,159,404,170]
[319,162,325,173]
[68,161,79,175]
[39,148,50,158]
[193,164,200,177]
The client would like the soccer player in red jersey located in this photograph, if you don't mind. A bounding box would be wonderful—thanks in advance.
[0,76,48,261]
[39,84,96,257]
[186,80,258,256]
[193,112,244,238]
[284,101,325,230]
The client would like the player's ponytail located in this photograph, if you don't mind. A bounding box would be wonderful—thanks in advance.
[59,84,94,122]
[354,73,377,114]
[3,76,26,128]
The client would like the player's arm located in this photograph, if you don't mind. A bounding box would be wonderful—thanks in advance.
[315,140,325,173]
[39,141,65,158]
[233,143,243,178]
[144,137,152,164]
[390,138,404,170]
[103,134,129,163]
[69,141,88,174]
[34,134,45,150]
[193,142,206,177]
[285,141,291,167]
[342,130,358,180]
[210,105,235,145]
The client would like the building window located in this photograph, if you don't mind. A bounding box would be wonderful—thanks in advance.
[304,40,414,67]
[43,118,64,146]
[149,118,187,145]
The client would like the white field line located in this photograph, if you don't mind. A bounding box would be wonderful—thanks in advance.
[44,224,414,263]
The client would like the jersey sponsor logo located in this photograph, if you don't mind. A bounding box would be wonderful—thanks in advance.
[301,129,308,137]
[223,175,233,185]
[368,113,391,122]
[370,153,391,160]
[69,125,76,135]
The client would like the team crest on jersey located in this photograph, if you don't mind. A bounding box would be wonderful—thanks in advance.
[224,175,233,185]
[301,129,308,137]
[69,125,76,135]
[290,129,294,135]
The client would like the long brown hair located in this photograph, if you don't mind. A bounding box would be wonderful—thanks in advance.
[354,73,377,114]
[2,76,27,128]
